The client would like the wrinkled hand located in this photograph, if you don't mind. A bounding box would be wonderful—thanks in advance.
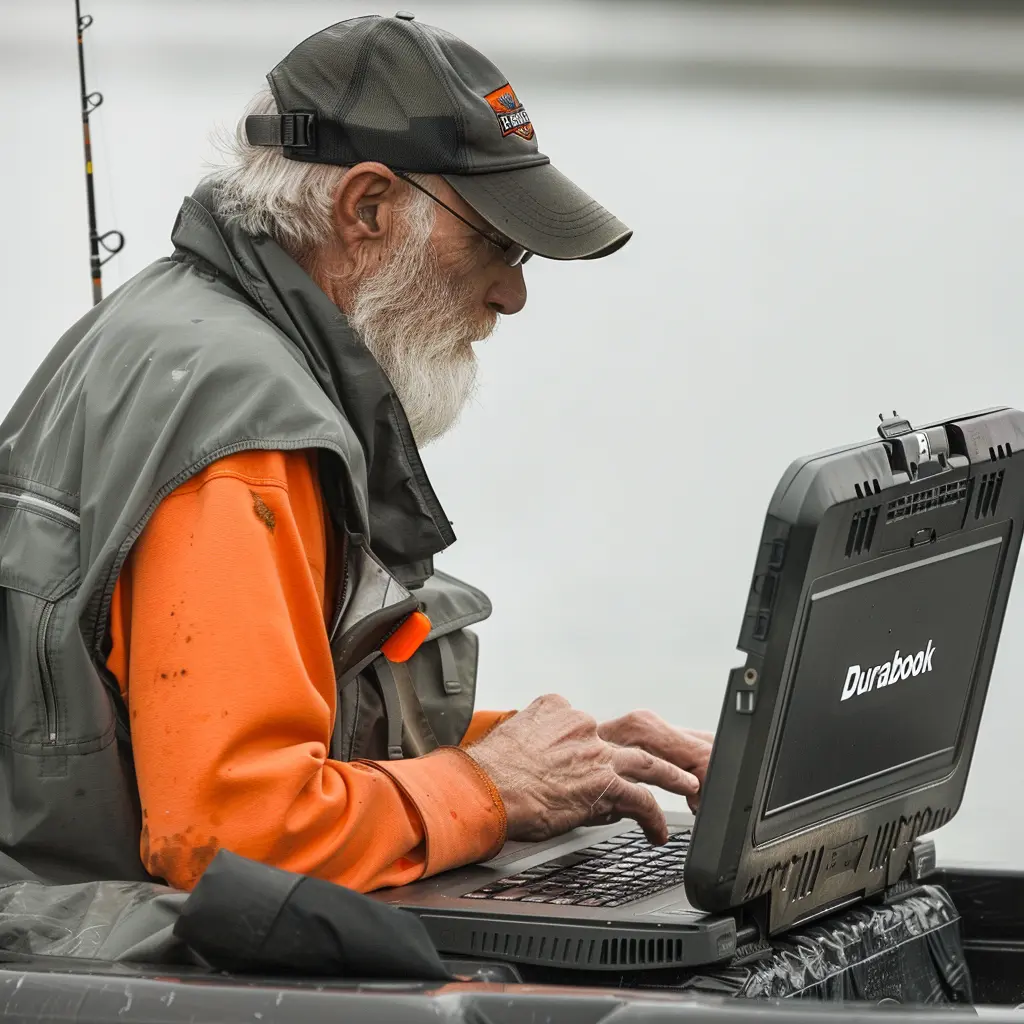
[465,695,710,845]
[597,710,714,814]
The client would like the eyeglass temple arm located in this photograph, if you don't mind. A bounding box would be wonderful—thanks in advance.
[394,170,505,248]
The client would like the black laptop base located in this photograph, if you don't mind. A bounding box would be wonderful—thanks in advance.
[373,407,1024,973]
[506,879,970,1006]
[382,813,738,971]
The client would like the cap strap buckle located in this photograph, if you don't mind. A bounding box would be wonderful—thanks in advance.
[244,112,316,151]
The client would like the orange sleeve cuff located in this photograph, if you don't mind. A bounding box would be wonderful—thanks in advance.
[364,747,506,876]
[461,710,517,748]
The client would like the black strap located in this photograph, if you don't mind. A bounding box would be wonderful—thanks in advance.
[373,658,439,760]
[392,660,438,757]
[437,635,462,695]
[372,660,406,760]
[244,113,315,149]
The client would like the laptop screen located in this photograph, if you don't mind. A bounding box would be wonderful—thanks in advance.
[764,535,1003,816]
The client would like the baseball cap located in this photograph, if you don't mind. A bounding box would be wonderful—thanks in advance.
[244,12,632,261]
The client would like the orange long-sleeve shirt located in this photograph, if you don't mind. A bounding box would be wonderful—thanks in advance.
[106,448,510,892]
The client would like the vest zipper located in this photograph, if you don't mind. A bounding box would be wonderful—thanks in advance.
[328,531,350,643]
[36,601,59,744]
[0,487,81,528]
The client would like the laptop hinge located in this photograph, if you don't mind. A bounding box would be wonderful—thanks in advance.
[889,837,937,887]
[734,897,769,944]
[909,838,938,881]
[883,832,937,890]
[879,839,937,906]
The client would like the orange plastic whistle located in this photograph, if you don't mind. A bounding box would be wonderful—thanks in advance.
[381,610,432,663]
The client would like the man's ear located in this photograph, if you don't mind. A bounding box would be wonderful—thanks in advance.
[358,205,379,230]
[331,163,404,260]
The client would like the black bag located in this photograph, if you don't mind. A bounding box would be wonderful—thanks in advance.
[173,850,452,980]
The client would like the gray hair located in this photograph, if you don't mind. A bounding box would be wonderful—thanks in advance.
[206,88,436,258]
[206,87,349,256]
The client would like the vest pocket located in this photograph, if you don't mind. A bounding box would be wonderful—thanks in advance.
[0,487,80,749]
[334,570,492,762]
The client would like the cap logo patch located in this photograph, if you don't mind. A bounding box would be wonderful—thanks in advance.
[484,83,534,141]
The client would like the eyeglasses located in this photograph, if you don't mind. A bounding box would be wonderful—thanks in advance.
[395,171,533,267]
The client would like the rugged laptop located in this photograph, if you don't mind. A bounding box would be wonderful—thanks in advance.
[370,407,1024,973]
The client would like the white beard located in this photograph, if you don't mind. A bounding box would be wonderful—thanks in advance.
[346,191,494,447]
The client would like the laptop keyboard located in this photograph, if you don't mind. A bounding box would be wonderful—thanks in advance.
[460,827,691,908]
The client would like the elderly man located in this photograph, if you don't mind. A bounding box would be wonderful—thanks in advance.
[0,13,711,893]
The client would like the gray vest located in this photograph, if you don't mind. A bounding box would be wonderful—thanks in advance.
[0,182,489,887]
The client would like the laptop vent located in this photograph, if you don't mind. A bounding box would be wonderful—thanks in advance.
[470,928,587,965]
[744,872,770,902]
[742,845,824,903]
[869,807,950,871]
[598,936,688,967]
[464,926,690,969]
[886,479,968,524]
[974,470,1005,520]
[845,506,879,558]
[790,846,824,902]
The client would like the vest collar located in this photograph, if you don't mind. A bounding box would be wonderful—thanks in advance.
[169,182,455,579]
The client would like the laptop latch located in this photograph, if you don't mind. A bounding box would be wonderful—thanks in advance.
[877,411,952,482]
[877,411,914,440]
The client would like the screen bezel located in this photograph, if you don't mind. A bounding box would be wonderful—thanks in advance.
[752,522,1008,848]
[682,408,1024,933]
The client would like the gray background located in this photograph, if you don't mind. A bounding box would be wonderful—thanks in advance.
[4,0,1024,868]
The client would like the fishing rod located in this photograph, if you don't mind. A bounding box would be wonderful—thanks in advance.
[75,0,124,306]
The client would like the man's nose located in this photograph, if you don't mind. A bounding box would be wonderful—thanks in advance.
[486,265,527,316]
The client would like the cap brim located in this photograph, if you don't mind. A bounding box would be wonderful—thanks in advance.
[442,162,632,261]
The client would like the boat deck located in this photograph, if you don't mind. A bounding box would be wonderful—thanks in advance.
[0,865,1019,1022]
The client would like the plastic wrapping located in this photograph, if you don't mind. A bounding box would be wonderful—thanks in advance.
[0,877,189,962]
[678,884,972,1003]
[0,851,472,981]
